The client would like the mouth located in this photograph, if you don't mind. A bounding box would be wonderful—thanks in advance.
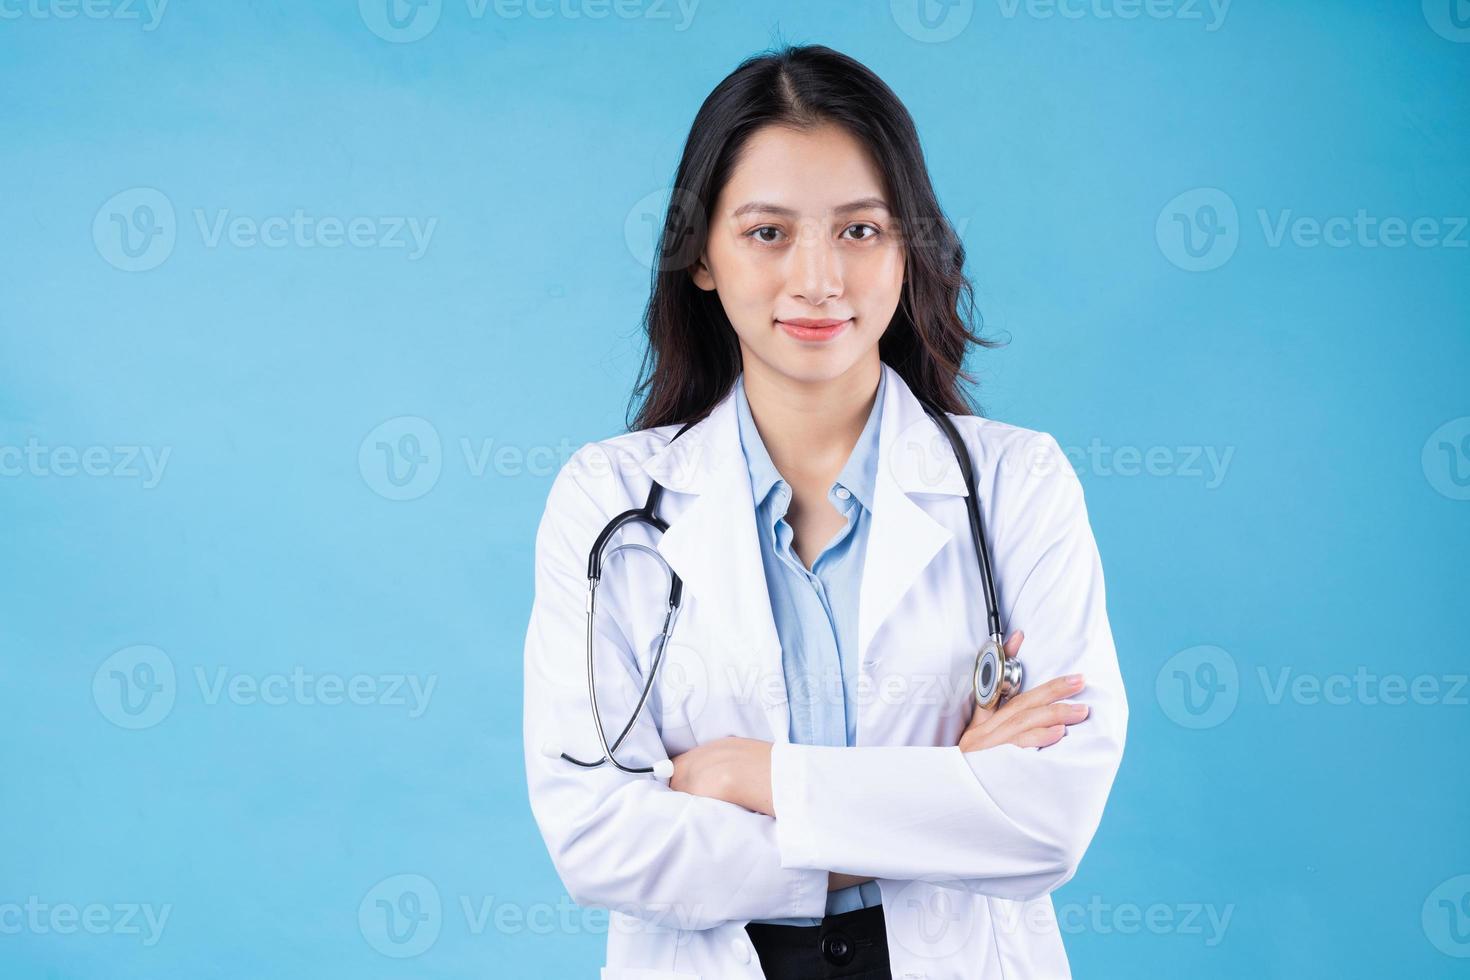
[775,317,852,343]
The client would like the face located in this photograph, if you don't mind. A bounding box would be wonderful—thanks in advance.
[690,122,906,388]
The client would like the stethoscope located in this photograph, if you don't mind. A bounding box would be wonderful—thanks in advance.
[546,396,1021,780]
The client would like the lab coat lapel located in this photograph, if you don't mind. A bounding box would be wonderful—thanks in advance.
[641,386,793,741]
[857,364,968,666]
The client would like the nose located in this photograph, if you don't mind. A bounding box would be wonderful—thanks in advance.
[789,221,843,306]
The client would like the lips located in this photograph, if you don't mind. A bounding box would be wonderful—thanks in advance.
[776,317,852,342]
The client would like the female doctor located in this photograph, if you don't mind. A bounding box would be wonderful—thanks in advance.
[523,44,1127,980]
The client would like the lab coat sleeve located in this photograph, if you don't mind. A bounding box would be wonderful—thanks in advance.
[523,444,830,930]
[768,431,1128,902]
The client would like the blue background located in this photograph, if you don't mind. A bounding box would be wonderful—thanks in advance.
[2,1,1467,977]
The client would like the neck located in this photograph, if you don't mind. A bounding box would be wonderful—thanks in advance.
[739,354,882,484]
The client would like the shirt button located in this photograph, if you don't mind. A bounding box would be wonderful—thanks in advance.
[730,937,752,964]
[834,486,851,500]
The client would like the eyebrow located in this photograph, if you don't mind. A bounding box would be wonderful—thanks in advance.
[731,197,891,219]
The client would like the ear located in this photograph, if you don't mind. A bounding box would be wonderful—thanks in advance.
[689,251,716,291]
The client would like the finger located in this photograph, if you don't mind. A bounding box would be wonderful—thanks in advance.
[974,673,1078,735]
[993,673,1085,719]
[992,700,1089,744]
[1012,723,1066,749]
[1003,630,1024,658]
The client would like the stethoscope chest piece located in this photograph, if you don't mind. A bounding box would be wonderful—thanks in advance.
[974,634,1022,711]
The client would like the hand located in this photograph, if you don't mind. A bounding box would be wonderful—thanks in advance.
[669,736,775,816]
[958,631,1089,752]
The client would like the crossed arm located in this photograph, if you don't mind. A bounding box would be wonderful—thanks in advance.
[524,437,1127,930]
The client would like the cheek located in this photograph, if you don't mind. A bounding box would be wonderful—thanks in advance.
[849,247,905,306]
[711,257,785,327]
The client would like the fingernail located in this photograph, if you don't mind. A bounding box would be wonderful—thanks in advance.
[1066,673,1084,686]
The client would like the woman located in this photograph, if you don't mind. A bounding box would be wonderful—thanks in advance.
[523,44,1127,980]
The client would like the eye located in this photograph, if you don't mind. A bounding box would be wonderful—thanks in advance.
[746,225,784,244]
[844,223,881,241]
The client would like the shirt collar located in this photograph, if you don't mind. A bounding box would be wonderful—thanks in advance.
[733,367,887,513]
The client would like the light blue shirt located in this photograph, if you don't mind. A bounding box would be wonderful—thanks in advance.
[735,369,887,927]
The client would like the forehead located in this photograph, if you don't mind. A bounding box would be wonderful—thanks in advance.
[717,123,888,214]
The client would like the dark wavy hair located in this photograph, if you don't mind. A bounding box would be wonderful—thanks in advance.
[627,42,1001,432]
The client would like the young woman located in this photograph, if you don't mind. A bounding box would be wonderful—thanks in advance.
[523,44,1127,980]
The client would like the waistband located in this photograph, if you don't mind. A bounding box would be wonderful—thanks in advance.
[743,902,890,979]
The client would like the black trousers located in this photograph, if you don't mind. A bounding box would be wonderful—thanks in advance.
[744,903,892,980]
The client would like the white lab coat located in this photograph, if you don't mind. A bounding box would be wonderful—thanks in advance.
[522,362,1127,979]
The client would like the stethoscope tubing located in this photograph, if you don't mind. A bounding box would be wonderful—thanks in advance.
[562,397,1010,775]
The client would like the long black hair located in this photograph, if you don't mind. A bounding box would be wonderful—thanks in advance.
[628,42,1001,432]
